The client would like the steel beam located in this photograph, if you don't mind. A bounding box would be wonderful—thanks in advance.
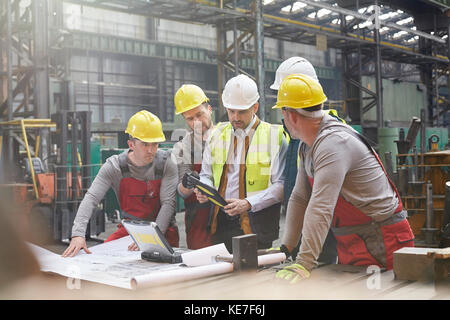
[33,0,50,170]
[298,0,446,44]
[254,0,265,121]
[373,1,384,128]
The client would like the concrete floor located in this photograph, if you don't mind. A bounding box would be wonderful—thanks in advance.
[42,210,285,254]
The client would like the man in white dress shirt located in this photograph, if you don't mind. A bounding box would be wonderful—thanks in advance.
[194,74,288,252]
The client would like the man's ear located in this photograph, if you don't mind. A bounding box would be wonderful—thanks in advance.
[253,102,259,114]
[127,139,134,150]
[288,109,299,126]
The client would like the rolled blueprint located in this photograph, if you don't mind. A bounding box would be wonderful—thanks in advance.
[131,262,233,289]
[130,252,286,289]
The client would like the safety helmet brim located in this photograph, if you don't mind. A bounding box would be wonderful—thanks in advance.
[273,73,327,110]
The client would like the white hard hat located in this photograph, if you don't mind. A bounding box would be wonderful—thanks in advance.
[222,74,260,110]
[270,56,319,90]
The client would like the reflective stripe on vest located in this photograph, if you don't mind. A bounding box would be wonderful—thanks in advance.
[209,121,284,197]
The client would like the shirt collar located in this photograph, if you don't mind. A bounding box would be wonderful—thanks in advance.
[231,115,257,136]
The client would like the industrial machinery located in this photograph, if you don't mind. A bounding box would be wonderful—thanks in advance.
[0,111,105,244]
[394,112,450,248]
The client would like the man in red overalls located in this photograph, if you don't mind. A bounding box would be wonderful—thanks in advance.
[273,74,415,283]
[172,84,214,249]
[62,110,179,257]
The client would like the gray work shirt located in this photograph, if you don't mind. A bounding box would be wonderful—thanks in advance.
[71,149,178,238]
[282,114,399,271]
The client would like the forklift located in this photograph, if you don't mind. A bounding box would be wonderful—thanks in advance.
[0,111,105,244]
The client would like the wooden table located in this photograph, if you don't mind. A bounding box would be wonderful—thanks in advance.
[134,263,450,300]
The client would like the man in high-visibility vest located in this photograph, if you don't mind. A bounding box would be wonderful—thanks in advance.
[195,74,288,252]
[62,110,179,257]
[273,74,414,283]
[172,84,214,249]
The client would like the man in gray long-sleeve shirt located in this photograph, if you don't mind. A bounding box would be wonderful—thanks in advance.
[172,84,214,249]
[273,74,414,283]
[62,110,178,257]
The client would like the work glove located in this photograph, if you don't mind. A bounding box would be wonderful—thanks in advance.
[275,263,310,284]
[182,170,199,189]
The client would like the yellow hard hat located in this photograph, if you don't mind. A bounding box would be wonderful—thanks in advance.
[174,84,209,115]
[125,110,166,143]
[273,73,327,110]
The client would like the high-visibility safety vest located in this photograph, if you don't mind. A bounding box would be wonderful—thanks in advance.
[207,119,284,243]
[209,120,285,198]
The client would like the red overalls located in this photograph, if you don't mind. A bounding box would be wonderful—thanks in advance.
[183,165,213,249]
[104,151,179,247]
[307,125,414,270]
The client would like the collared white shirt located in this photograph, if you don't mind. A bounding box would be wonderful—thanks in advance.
[200,115,287,213]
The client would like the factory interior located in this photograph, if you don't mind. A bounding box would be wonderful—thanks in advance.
[0,0,450,303]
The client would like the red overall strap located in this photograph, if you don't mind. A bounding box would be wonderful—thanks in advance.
[183,163,213,249]
[104,150,179,247]
[303,123,413,269]
[369,148,403,212]
[325,124,404,213]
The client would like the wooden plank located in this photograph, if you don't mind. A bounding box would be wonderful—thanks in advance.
[393,247,441,281]
[378,280,439,300]
[427,247,450,259]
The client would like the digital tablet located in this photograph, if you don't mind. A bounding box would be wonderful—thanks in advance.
[187,173,228,207]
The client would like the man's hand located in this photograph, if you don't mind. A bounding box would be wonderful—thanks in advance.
[128,242,139,251]
[62,236,92,257]
[194,187,209,203]
[275,263,310,284]
[223,199,251,216]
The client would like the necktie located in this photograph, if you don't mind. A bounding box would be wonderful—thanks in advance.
[210,117,260,235]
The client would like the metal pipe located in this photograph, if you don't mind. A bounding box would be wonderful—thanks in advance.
[448,22,450,111]
[373,1,383,128]
[20,120,39,199]
[420,108,426,181]
[435,63,440,126]
[356,0,363,129]
[422,182,439,245]
[297,0,445,44]
[33,0,50,167]
[413,146,418,182]
[426,183,434,229]
[443,181,450,229]
[6,0,13,168]
[233,0,239,76]
[216,22,225,120]
[71,114,79,205]
[254,0,265,121]
[384,151,392,174]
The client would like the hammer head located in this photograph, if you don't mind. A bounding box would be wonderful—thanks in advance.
[232,234,258,272]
